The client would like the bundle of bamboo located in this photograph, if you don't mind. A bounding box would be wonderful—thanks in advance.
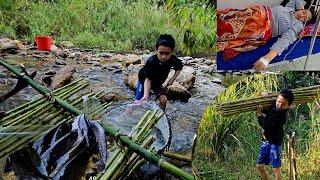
[98,109,164,179]
[0,78,112,160]
[218,85,320,116]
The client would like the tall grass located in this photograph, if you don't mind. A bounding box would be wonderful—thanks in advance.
[0,0,215,56]
[194,72,320,179]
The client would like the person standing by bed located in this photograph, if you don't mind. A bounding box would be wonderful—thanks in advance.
[253,0,317,71]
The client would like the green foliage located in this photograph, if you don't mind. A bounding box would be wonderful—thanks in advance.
[278,71,320,89]
[194,72,320,179]
[0,0,215,56]
[166,0,215,55]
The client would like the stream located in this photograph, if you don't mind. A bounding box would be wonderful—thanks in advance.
[0,44,248,178]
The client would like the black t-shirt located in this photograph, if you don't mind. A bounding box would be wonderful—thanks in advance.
[258,102,288,145]
[138,54,183,88]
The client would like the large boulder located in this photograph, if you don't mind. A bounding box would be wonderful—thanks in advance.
[166,66,196,90]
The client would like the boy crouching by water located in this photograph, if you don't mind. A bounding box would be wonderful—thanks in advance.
[135,34,183,110]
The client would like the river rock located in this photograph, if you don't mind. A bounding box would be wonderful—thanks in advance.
[55,59,66,65]
[51,66,75,89]
[166,66,195,90]
[111,54,126,62]
[0,39,23,52]
[0,72,7,78]
[181,56,193,61]
[60,41,74,49]
[82,54,91,61]
[98,52,113,58]
[204,59,213,65]
[55,50,68,58]
[124,72,138,90]
[166,82,191,102]
[102,62,123,71]
[141,54,152,63]
[125,54,141,66]
[99,93,116,103]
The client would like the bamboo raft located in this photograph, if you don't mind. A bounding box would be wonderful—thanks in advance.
[218,85,320,116]
[0,59,194,180]
[0,78,113,160]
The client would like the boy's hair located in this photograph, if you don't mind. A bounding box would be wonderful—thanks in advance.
[156,34,175,50]
[279,89,294,105]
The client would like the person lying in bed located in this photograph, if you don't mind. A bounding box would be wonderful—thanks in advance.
[253,0,317,71]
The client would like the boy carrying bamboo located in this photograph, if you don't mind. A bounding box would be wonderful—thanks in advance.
[135,34,183,110]
[256,89,294,180]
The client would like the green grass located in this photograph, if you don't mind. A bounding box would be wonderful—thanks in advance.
[0,0,215,56]
[193,72,320,179]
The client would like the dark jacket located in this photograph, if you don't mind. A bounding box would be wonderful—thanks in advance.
[258,102,288,146]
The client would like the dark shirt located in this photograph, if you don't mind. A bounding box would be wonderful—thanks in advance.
[258,102,288,146]
[138,54,183,88]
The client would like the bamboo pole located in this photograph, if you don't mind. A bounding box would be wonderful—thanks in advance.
[163,151,192,163]
[218,87,320,116]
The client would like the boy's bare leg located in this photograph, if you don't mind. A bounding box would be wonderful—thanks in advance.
[257,164,269,180]
[273,167,281,180]
[159,95,167,110]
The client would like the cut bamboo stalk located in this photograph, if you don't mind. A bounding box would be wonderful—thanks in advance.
[1,78,85,116]
[163,151,192,163]
[218,87,320,116]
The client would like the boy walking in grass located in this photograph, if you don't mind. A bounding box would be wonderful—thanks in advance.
[256,89,294,180]
[135,34,183,110]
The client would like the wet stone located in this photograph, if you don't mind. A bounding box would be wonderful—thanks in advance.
[55,59,66,65]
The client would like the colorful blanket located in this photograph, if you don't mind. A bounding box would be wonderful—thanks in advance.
[299,23,320,37]
[217,5,272,60]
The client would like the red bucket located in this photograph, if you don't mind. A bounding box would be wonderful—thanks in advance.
[35,36,52,51]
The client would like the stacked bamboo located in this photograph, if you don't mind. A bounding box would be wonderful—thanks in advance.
[0,78,112,160]
[98,109,164,180]
[218,85,320,116]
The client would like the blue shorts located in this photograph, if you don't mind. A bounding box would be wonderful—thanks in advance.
[256,141,282,168]
[135,80,144,100]
[135,80,166,100]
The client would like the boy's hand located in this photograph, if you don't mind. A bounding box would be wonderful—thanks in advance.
[256,105,264,116]
[139,96,149,104]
